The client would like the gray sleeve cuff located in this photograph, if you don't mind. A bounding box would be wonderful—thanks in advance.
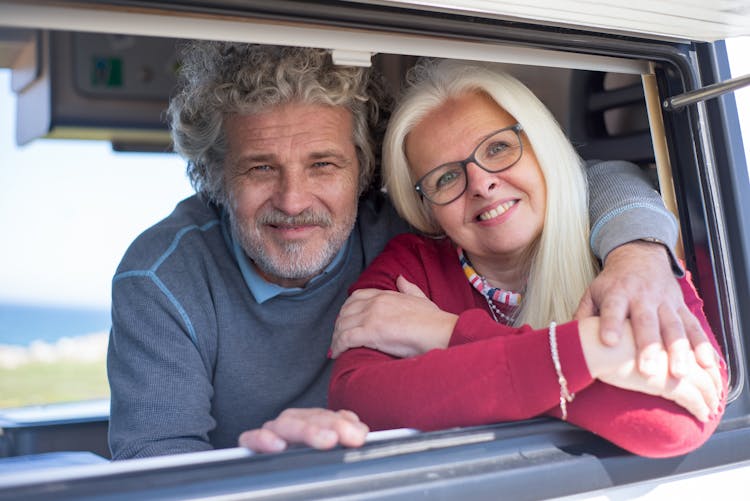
[587,159,684,276]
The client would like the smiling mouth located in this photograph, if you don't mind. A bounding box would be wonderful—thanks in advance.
[478,200,517,221]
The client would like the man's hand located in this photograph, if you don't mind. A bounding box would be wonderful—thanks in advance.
[575,241,719,381]
[578,317,722,422]
[237,408,369,453]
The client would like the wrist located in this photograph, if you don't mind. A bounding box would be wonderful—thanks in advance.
[605,239,668,265]
[437,312,459,349]
[605,239,684,277]
[579,317,638,380]
[578,317,605,378]
[415,312,458,353]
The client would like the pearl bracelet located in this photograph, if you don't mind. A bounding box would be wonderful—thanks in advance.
[549,321,575,420]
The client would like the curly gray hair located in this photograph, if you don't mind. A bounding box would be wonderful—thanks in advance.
[168,41,389,205]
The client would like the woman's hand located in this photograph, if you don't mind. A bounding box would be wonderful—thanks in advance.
[578,317,722,422]
[576,241,719,379]
[330,276,458,359]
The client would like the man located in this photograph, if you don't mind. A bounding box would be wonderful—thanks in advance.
[107,42,718,459]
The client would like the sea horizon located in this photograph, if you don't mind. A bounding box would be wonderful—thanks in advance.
[0,302,111,347]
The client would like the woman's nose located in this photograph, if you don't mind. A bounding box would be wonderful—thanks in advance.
[465,162,499,197]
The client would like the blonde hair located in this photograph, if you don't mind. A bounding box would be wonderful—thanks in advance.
[383,59,599,328]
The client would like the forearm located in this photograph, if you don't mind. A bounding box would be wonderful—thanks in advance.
[329,316,593,431]
[586,159,681,272]
[558,381,723,458]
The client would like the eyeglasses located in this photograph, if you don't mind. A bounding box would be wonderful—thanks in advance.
[414,123,524,206]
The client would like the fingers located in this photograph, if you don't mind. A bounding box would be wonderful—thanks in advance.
[629,300,664,376]
[239,408,369,453]
[694,338,720,370]
[573,288,596,321]
[679,308,724,400]
[657,305,690,378]
[597,292,629,346]
[331,291,388,358]
[396,275,427,298]
[704,363,725,408]
[659,306,723,399]
[333,285,440,359]
[681,307,716,369]
[266,408,369,449]
[339,289,399,322]
[238,428,288,453]
[665,361,721,423]
[332,291,392,358]
[667,376,712,423]
[330,325,372,359]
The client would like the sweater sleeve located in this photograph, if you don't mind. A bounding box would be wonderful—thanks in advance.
[107,272,216,459]
[586,159,682,274]
[329,315,595,431]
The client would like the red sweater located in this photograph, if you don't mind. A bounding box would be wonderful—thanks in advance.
[329,233,728,458]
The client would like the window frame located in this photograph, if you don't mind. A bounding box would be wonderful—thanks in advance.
[1,1,750,498]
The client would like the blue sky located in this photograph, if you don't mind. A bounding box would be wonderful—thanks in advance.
[1,38,749,309]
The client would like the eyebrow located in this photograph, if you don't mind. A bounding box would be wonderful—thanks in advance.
[308,149,352,165]
[235,153,276,164]
[235,149,350,163]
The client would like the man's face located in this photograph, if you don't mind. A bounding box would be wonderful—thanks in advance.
[224,103,360,288]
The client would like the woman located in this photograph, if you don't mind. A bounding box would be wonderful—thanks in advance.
[328,59,727,458]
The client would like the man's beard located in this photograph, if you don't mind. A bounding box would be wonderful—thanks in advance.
[229,206,357,284]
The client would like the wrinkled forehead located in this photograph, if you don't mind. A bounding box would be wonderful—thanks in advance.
[224,104,356,158]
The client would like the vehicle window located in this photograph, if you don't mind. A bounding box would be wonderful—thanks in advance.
[3,35,748,411]
[0,3,747,494]
[0,68,193,409]
[726,37,750,182]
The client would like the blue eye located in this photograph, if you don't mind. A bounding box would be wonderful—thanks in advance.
[435,168,462,189]
[484,141,510,158]
[240,164,275,180]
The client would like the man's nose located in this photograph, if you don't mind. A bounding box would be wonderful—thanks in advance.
[465,162,500,197]
[273,170,312,215]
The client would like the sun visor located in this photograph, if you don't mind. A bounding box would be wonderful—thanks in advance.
[13,31,178,151]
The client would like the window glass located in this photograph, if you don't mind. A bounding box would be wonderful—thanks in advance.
[726,36,750,181]
[0,69,193,409]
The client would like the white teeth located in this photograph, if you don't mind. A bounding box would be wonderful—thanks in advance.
[479,200,516,221]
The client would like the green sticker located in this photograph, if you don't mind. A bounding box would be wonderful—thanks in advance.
[91,57,123,87]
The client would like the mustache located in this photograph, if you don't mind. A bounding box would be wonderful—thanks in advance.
[256,209,332,228]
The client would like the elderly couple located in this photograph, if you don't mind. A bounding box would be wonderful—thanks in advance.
[107,42,726,460]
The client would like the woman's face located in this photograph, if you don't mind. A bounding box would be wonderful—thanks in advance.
[405,91,547,275]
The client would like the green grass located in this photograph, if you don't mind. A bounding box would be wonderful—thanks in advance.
[0,360,109,408]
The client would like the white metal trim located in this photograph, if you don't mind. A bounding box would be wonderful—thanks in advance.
[0,2,648,75]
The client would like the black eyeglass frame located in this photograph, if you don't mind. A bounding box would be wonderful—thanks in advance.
[413,123,524,206]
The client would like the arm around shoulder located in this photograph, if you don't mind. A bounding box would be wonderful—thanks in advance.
[585,159,681,271]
